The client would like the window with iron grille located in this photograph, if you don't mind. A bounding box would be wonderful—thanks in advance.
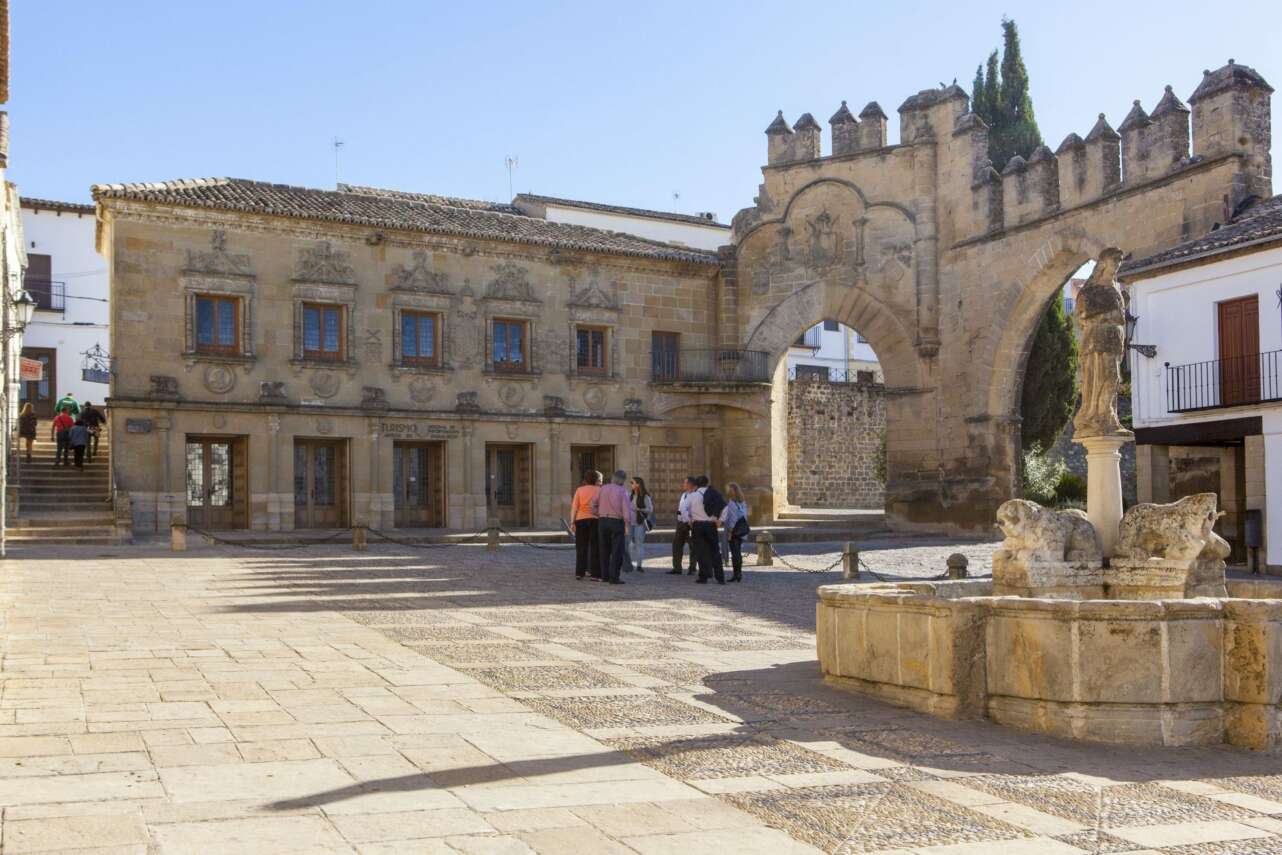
[400,311,441,367]
[651,332,679,380]
[576,326,608,375]
[194,295,240,355]
[302,303,344,361]
[493,319,528,372]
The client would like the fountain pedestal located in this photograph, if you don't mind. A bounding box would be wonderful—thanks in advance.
[1079,433,1131,558]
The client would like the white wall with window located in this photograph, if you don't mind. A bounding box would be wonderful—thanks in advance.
[1126,244,1282,573]
[785,320,881,382]
[18,200,109,416]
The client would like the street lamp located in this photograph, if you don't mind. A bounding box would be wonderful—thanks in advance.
[11,290,34,333]
[1124,310,1157,359]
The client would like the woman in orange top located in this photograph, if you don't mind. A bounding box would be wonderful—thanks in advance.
[570,470,603,580]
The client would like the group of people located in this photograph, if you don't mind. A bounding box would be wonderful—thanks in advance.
[17,394,105,469]
[569,471,749,586]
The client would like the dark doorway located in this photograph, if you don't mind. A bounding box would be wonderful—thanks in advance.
[486,443,532,528]
[393,441,445,528]
[19,346,56,419]
[294,439,348,528]
[569,445,614,492]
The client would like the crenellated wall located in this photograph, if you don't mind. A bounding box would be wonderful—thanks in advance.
[727,59,1273,533]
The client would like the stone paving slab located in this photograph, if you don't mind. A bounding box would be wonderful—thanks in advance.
[3,538,1282,854]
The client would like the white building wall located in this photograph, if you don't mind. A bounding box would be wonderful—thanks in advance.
[1128,245,1282,570]
[19,204,109,405]
[785,322,882,380]
[541,204,730,251]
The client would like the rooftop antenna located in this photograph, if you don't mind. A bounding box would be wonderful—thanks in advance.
[332,136,345,188]
[504,155,519,200]
[672,191,681,209]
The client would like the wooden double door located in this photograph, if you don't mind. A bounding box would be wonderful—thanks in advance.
[486,443,532,528]
[393,441,445,528]
[569,445,614,485]
[186,436,248,530]
[649,445,692,523]
[294,439,349,528]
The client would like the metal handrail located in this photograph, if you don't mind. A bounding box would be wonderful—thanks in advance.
[651,348,770,383]
[1166,349,1281,413]
[23,278,65,312]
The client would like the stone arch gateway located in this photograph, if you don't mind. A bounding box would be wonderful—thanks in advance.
[720,62,1272,532]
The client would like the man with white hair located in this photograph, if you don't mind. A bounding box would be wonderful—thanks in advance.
[592,470,632,585]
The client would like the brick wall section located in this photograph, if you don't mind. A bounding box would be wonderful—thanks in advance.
[786,379,886,508]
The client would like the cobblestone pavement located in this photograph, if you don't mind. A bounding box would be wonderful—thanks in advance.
[4,537,1282,854]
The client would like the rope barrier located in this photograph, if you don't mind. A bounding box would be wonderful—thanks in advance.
[365,527,488,549]
[186,526,350,551]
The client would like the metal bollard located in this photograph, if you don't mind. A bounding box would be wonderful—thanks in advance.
[352,525,368,552]
[842,541,859,580]
[170,517,187,552]
[755,530,774,566]
[486,517,501,552]
[947,553,969,579]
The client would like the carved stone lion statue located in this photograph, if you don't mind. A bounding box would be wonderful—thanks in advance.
[994,499,1103,564]
[1114,492,1229,564]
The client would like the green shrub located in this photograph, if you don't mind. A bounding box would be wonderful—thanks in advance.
[1054,472,1087,505]
[1021,444,1067,507]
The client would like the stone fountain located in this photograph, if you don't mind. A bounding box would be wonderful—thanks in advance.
[817,250,1282,749]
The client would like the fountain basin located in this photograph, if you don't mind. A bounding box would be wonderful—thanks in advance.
[817,578,1282,749]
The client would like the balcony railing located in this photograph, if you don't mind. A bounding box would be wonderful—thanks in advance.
[24,278,65,312]
[652,348,770,384]
[1166,350,1282,413]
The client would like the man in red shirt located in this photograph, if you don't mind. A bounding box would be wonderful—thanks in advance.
[51,406,75,467]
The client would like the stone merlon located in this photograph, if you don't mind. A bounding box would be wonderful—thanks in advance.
[1189,59,1274,102]
[765,110,792,135]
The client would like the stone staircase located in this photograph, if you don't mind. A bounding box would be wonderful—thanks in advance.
[7,435,116,546]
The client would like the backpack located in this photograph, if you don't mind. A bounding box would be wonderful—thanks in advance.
[702,487,726,519]
[731,508,750,539]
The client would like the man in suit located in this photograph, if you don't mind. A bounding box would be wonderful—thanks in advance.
[670,476,698,575]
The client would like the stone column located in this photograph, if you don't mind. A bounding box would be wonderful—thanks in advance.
[911,129,940,355]
[1135,444,1170,504]
[267,414,281,531]
[1081,434,1128,557]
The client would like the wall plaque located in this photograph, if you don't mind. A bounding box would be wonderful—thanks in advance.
[379,421,460,440]
[126,418,153,434]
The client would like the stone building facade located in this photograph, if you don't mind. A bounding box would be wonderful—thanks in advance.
[786,376,885,508]
[94,181,771,533]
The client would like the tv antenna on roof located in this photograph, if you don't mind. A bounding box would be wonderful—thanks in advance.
[505,155,519,199]
[333,137,345,187]
[673,191,681,205]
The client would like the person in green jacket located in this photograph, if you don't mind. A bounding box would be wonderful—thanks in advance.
[53,393,79,417]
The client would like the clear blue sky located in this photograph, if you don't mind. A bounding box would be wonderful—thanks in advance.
[11,1,1280,222]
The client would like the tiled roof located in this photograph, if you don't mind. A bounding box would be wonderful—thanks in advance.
[20,196,94,215]
[513,193,729,229]
[1121,193,1282,277]
[337,183,521,214]
[91,178,719,265]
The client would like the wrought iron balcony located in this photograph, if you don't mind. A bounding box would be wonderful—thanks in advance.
[651,348,770,384]
[1166,350,1282,413]
[23,278,65,312]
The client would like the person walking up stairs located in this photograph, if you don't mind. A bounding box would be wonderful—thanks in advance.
[8,432,116,546]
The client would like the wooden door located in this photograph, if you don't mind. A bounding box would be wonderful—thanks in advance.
[393,441,445,528]
[649,446,692,524]
[1219,295,1260,406]
[486,444,531,527]
[569,445,614,487]
[19,347,56,419]
[294,439,348,528]
[185,437,245,530]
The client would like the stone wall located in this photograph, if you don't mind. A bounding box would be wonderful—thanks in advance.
[786,378,885,508]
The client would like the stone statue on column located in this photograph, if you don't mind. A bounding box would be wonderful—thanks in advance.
[1071,247,1132,557]
[1073,248,1131,440]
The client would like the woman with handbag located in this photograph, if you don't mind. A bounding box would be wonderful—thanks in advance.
[719,482,750,582]
[627,476,654,573]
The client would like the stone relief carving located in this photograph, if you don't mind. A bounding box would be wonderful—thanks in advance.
[538,323,570,375]
[316,418,334,436]
[543,395,566,417]
[498,383,525,409]
[361,329,382,361]
[309,371,340,399]
[212,414,227,429]
[623,398,644,419]
[391,250,451,294]
[185,230,252,276]
[202,364,236,395]
[259,381,287,404]
[589,425,603,442]
[878,241,914,285]
[567,275,620,310]
[504,423,520,440]
[582,386,606,413]
[1113,493,1229,564]
[450,283,484,369]
[149,375,179,400]
[1073,249,1129,438]
[483,262,538,302]
[408,379,435,405]
[805,210,841,268]
[361,387,388,409]
[456,391,481,413]
[293,241,356,285]
[994,499,1102,564]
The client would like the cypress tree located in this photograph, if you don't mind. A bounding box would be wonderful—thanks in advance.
[969,19,1077,460]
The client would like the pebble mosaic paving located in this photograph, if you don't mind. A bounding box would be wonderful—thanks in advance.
[6,536,1282,854]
